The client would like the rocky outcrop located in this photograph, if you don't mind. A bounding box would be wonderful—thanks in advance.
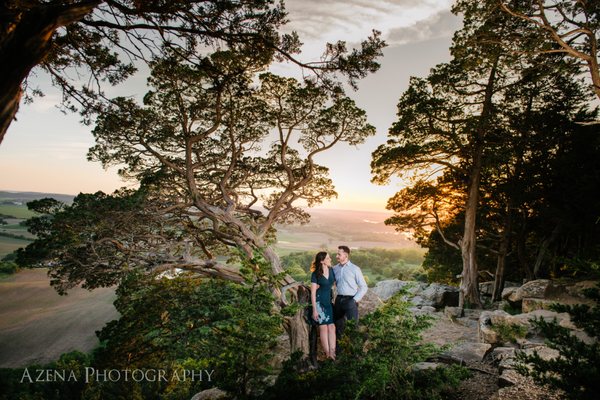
[370,279,458,310]
[501,286,519,301]
[440,342,492,364]
[358,289,385,315]
[480,281,520,297]
[190,388,229,400]
[371,279,410,300]
[371,279,428,301]
[521,298,556,313]
[418,283,459,308]
[506,279,561,306]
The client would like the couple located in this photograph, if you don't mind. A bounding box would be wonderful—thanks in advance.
[310,245,368,360]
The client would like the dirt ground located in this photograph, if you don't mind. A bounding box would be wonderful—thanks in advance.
[0,268,118,367]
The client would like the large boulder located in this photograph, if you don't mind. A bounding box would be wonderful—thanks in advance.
[479,310,512,345]
[501,286,520,301]
[498,369,521,388]
[358,289,384,316]
[420,283,459,308]
[440,342,492,364]
[521,345,560,361]
[478,309,544,345]
[410,295,433,308]
[511,309,571,328]
[371,279,411,300]
[507,279,562,305]
[491,347,517,364]
[521,298,556,313]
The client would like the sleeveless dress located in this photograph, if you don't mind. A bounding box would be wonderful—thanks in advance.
[311,270,335,325]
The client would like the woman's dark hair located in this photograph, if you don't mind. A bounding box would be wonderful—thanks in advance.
[310,251,328,278]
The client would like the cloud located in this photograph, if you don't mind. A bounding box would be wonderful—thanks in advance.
[28,94,62,112]
[283,0,456,57]
[387,10,462,45]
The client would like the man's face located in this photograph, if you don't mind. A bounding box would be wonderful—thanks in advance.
[336,248,348,265]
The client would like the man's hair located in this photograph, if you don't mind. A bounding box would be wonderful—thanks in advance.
[338,245,350,255]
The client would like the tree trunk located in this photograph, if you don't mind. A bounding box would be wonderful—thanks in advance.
[0,1,100,144]
[533,223,562,278]
[284,308,310,358]
[516,212,534,280]
[492,208,511,302]
[263,245,312,359]
[458,147,484,309]
[458,56,500,309]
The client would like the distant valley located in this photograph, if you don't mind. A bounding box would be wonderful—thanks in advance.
[0,191,416,259]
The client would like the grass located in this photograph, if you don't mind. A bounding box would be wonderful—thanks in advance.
[0,236,31,258]
[0,205,36,219]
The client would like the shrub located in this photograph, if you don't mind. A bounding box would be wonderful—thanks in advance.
[0,351,91,400]
[515,283,600,400]
[0,261,18,275]
[93,268,283,399]
[491,322,527,343]
[263,291,469,399]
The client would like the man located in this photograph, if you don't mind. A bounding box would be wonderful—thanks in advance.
[333,245,368,341]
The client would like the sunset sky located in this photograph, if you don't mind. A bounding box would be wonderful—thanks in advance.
[0,0,460,212]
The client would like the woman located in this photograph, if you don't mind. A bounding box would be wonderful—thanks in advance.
[310,251,336,360]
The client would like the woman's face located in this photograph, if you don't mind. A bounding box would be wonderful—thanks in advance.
[322,254,332,268]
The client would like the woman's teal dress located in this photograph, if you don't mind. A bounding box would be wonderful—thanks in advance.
[311,270,335,325]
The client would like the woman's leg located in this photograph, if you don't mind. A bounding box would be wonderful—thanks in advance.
[319,324,330,357]
[327,323,336,359]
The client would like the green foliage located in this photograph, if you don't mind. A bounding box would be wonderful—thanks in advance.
[0,261,18,275]
[515,284,600,399]
[93,271,282,398]
[501,302,522,316]
[281,248,425,285]
[0,351,92,400]
[10,0,384,123]
[556,255,600,279]
[491,322,527,344]
[263,292,468,399]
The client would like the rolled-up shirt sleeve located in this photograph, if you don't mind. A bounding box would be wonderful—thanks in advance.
[353,266,368,302]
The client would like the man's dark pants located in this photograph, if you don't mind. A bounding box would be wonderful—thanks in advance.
[334,295,359,343]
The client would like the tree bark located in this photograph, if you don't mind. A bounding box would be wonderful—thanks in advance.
[457,55,500,309]
[533,223,562,278]
[0,1,100,144]
[284,308,310,359]
[262,245,313,358]
[492,207,512,301]
[458,146,484,309]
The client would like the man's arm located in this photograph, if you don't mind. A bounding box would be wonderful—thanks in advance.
[353,266,368,302]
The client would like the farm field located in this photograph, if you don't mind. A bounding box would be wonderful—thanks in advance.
[0,236,31,258]
[0,269,118,368]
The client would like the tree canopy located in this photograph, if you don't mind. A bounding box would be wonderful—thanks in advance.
[497,0,600,101]
[0,0,384,143]
[372,0,600,307]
